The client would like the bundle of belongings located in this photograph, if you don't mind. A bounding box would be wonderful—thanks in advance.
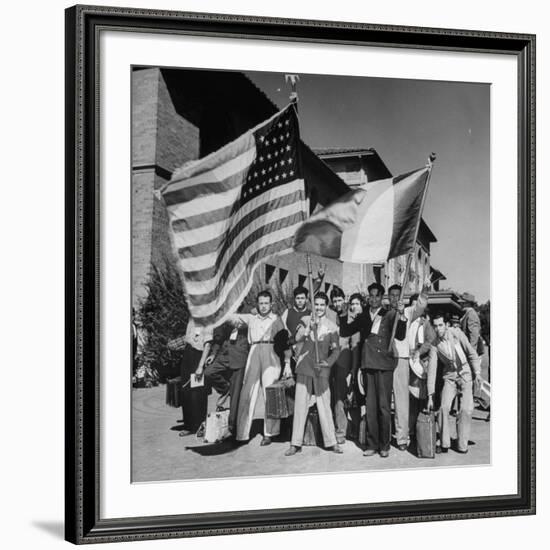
[133,364,159,388]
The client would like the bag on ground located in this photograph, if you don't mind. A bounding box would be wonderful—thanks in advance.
[203,409,230,443]
[165,377,182,408]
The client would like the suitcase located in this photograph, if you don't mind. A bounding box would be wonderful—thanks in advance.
[181,384,208,432]
[265,378,295,419]
[203,410,230,443]
[165,377,182,408]
[303,405,324,446]
[416,410,437,458]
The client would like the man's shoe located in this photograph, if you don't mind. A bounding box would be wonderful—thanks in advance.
[455,448,469,454]
[260,436,272,446]
[397,443,408,451]
[284,445,302,456]
[178,429,193,437]
[336,437,346,445]
[195,424,205,438]
[379,449,390,458]
[363,449,377,457]
[329,445,343,454]
[435,445,449,454]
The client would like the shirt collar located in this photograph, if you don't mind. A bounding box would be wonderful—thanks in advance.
[369,306,382,318]
[255,311,275,320]
[437,329,453,344]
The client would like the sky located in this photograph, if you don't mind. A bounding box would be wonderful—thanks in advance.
[246,71,490,303]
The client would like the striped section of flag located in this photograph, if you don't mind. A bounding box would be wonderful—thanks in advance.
[161,104,306,327]
[293,166,430,264]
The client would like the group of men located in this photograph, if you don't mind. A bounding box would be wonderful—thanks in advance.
[178,279,486,458]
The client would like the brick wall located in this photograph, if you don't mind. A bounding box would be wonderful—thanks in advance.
[132,68,200,306]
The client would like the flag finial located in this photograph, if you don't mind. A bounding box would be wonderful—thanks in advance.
[285,74,300,104]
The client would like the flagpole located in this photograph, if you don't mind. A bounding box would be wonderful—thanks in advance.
[387,153,436,352]
[286,74,320,364]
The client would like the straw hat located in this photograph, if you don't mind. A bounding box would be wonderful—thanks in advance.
[408,356,429,400]
[409,355,428,380]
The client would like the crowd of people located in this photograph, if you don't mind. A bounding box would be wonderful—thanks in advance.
[174,277,488,458]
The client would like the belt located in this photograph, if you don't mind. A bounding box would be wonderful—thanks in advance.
[251,340,274,345]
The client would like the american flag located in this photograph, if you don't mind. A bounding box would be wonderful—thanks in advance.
[161,104,307,328]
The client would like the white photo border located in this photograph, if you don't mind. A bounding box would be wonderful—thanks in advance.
[99,29,518,520]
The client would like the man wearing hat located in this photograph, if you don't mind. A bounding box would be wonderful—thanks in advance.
[460,299,482,349]
[450,314,461,329]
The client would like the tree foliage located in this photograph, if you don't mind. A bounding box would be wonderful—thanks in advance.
[136,261,189,381]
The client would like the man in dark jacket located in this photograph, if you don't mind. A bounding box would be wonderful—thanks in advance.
[339,282,407,458]
[202,316,249,436]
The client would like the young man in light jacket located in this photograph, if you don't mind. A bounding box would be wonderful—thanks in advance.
[430,312,482,454]
[284,292,343,456]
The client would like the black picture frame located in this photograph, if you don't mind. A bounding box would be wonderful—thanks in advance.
[65,4,536,544]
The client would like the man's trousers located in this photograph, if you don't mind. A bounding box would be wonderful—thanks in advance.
[204,360,245,434]
[393,357,410,446]
[236,344,281,441]
[291,374,337,448]
[364,368,394,452]
[438,371,474,452]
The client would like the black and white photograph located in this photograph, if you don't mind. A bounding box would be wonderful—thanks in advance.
[2,0,543,546]
[131,66,491,483]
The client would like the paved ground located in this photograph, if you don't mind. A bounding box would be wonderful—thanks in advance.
[132,385,490,483]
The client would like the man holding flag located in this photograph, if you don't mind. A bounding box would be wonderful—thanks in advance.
[293,156,435,456]
[339,283,407,457]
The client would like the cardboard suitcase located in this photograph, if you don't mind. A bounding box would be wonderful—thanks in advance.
[265,378,295,419]
[416,410,437,458]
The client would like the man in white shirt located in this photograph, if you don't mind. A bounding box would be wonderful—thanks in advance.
[388,283,430,451]
[234,291,292,445]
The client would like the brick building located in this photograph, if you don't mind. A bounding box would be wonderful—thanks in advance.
[132,66,447,312]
